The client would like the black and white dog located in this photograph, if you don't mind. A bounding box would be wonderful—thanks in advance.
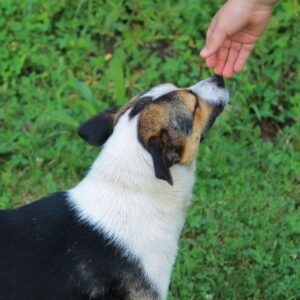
[0,76,229,300]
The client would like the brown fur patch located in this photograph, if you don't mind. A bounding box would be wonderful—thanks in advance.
[138,103,167,144]
[112,89,218,168]
[136,90,216,168]
[178,96,212,166]
[176,90,197,113]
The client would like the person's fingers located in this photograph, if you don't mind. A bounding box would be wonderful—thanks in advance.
[206,17,216,41]
[233,43,254,72]
[205,53,217,68]
[214,40,231,75]
[222,41,242,78]
[200,18,217,58]
[200,17,226,57]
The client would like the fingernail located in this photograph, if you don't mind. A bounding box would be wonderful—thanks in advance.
[214,68,221,75]
[200,47,209,57]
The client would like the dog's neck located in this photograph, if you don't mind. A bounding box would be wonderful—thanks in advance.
[69,113,196,299]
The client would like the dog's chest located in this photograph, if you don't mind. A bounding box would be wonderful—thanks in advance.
[69,168,194,299]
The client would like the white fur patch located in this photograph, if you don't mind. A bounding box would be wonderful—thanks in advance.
[142,83,178,100]
[190,78,229,105]
[68,111,195,300]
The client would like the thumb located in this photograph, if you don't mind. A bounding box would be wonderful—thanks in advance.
[200,18,226,57]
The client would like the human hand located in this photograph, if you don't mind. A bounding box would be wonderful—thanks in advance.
[200,0,276,78]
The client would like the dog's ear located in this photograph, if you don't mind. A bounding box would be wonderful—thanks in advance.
[78,107,120,146]
[147,131,180,186]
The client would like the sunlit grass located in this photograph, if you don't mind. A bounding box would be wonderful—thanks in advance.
[1,1,299,299]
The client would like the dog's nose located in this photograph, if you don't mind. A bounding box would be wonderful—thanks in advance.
[211,74,225,88]
[189,76,229,105]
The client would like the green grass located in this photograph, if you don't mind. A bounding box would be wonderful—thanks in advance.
[1,0,300,299]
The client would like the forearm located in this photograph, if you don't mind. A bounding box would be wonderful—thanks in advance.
[253,0,278,5]
[228,0,278,10]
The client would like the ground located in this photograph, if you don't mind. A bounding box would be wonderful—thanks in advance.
[0,1,300,299]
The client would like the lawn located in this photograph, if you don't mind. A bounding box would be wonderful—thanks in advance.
[1,0,300,299]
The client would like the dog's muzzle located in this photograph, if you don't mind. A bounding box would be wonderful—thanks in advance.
[190,75,229,106]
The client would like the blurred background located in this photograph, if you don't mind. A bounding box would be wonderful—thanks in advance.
[0,0,299,299]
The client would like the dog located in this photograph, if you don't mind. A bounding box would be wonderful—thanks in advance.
[0,75,229,300]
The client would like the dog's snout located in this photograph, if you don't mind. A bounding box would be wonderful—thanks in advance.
[211,75,225,88]
[189,76,229,106]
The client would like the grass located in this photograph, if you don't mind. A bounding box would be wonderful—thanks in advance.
[1,0,300,299]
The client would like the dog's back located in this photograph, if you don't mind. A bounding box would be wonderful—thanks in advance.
[0,193,156,300]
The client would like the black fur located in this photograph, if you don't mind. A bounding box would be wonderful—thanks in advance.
[0,193,157,300]
[173,114,193,136]
[78,108,119,147]
[129,92,179,120]
[129,97,153,119]
[147,132,180,186]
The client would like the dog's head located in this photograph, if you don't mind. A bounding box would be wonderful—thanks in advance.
[78,75,229,185]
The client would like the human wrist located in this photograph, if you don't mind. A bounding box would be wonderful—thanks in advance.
[254,0,278,9]
[228,0,277,11]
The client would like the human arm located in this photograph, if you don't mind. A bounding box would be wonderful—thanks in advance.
[200,0,278,78]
